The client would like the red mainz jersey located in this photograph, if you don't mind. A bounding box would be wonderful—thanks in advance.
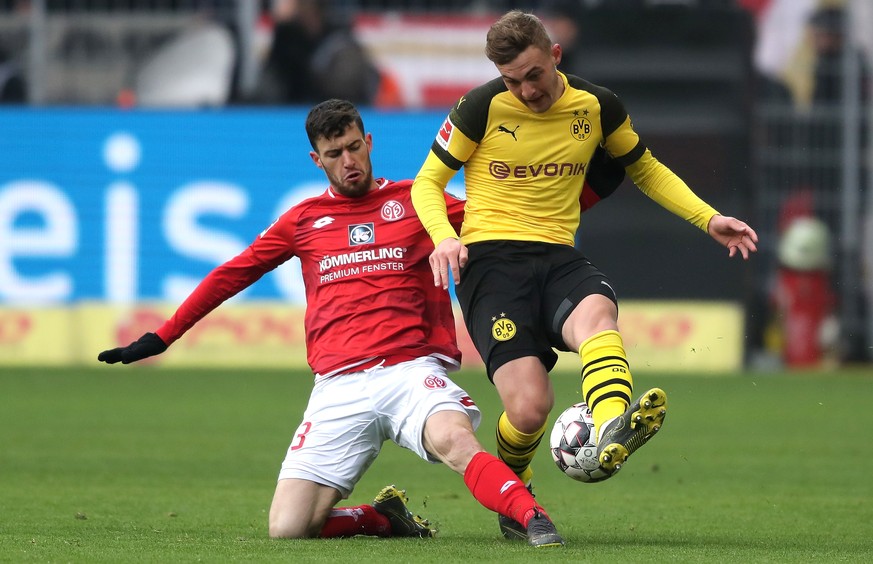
[156,179,465,378]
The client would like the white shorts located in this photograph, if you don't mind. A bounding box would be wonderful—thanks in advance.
[277,356,481,498]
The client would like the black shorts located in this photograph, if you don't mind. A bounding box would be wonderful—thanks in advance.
[456,241,617,380]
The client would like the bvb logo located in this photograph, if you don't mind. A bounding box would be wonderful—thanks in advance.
[491,317,516,341]
[570,117,591,141]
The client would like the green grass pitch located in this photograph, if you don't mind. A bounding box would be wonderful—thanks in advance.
[1,365,871,562]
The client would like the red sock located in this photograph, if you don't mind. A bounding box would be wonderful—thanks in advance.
[463,451,543,527]
[318,505,391,538]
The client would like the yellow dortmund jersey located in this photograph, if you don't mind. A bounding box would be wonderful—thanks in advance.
[412,71,720,247]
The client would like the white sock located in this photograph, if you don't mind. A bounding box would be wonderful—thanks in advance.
[597,416,618,444]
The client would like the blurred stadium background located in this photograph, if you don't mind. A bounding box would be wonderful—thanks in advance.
[0,0,870,373]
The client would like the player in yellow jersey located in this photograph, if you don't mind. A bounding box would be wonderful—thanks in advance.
[411,10,759,542]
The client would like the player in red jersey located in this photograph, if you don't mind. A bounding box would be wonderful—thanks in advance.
[97,99,588,546]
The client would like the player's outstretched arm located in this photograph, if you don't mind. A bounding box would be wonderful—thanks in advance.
[98,333,168,365]
[707,214,759,260]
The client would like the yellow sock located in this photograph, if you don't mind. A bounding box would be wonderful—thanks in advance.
[495,412,545,484]
[579,329,634,439]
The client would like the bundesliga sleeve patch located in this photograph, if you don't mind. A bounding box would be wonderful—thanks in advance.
[436,116,455,151]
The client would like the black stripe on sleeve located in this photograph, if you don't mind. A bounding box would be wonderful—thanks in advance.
[614,140,647,167]
[431,140,465,171]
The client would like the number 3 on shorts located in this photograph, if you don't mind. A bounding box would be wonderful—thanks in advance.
[290,421,312,451]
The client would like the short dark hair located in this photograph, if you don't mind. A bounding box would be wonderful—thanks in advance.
[486,10,553,65]
[305,99,365,151]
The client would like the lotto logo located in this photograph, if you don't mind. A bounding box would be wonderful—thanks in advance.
[348,223,375,245]
[313,216,335,229]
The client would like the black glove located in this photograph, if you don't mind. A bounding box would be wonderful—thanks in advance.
[98,332,168,365]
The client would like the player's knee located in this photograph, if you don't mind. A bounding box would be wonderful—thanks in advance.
[269,510,319,539]
[504,394,552,432]
[506,408,550,434]
[424,415,482,473]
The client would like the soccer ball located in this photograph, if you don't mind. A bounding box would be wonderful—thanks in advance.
[549,402,611,483]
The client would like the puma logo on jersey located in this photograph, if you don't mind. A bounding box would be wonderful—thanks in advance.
[498,124,520,141]
[313,216,335,229]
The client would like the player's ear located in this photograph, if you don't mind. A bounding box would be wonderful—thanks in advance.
[551,43,562,67]
[309,150,323,169]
